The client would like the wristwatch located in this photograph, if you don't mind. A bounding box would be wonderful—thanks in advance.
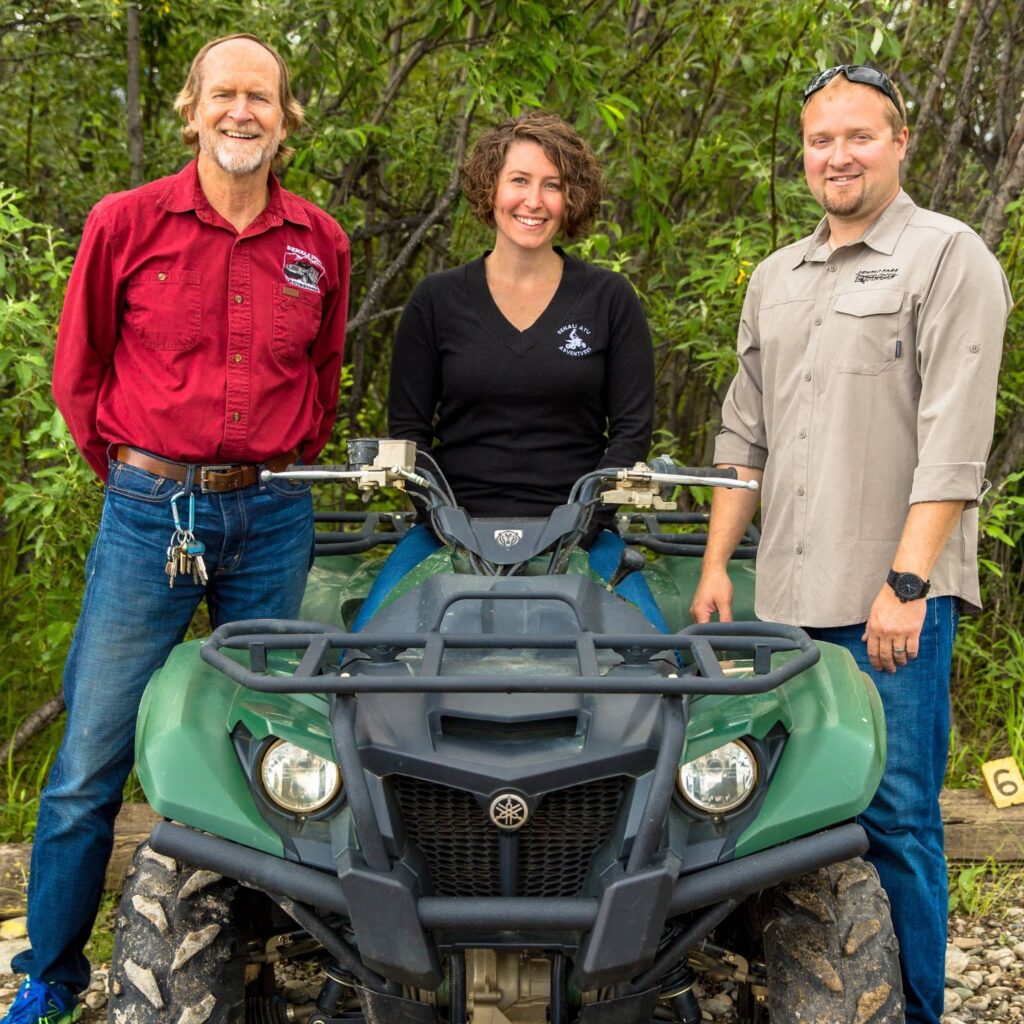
[886,569,931,603]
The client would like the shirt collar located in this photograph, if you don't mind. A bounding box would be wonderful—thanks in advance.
[792,189,918,268]
[158,159,311,229]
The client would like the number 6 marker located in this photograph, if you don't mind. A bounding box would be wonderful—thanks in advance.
[981,757,1024,809]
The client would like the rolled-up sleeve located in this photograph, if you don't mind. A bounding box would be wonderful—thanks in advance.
[714,268,769,469]
[908,231,1010,506]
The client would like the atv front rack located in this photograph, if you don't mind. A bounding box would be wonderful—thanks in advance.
[616,511,759,559]
[313,510,414,556]
[200,617,819,696]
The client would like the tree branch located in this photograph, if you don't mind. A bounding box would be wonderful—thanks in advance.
[929,0,999,209]
[903,0,974,169]
[0,695,64,764]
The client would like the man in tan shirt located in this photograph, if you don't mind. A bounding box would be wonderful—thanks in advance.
[691,66,1010,1024]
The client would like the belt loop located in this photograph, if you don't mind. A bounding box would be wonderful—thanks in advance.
[183,463,198,498]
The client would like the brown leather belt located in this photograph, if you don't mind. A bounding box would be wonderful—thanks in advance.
[114,446,299,493]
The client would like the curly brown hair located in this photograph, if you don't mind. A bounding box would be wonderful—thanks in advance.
[461,111,604,241]
[173,34,304,176]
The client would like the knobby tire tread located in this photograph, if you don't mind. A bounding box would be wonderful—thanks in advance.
[749,858,904,1024]
[107,841,246,1024]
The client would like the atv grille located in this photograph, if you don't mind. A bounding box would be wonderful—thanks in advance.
[390,775,626,897]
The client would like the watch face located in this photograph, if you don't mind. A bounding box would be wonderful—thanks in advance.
[895,574,924,600]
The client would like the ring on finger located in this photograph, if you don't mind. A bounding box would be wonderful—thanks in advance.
[893,646,906,655]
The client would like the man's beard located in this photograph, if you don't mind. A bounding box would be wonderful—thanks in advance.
[199,125,279,176]
[821,178,867,217]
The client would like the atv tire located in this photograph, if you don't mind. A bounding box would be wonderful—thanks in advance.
[107,841,249,1023]
[737,858,904,1024]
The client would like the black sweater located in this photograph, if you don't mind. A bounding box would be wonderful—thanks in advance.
[388,250,655,516]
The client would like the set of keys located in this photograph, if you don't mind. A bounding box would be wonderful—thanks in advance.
[165,491,208,588]
[165,531,208,587]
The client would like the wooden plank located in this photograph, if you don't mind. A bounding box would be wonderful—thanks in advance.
[941,787,1024,862]
[0,847,30,920]
[104,802,161,891]
[0,802,160,920]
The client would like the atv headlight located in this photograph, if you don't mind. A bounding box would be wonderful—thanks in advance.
[677,740,758,814]
[259,739,342,814]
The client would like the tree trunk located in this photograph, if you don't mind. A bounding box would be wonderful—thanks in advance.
[126,2,143,188]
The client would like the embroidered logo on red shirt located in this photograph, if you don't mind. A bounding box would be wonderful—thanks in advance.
[283,245,325,293]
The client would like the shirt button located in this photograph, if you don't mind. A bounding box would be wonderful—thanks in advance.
[157,272,167,281]
[234,294,244,304]
[233,353,243,363]
[804,372,812,381]
[827,264,837,273]
[231,411,241,422]
[797,486,805,496]
[798,429,807,439]
[796,545,803,555]
[814,318,822,326]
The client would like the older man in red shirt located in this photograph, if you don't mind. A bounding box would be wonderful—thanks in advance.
[5,34,349,1024]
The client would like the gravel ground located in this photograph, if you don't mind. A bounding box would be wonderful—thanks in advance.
[2,907,1023,1022]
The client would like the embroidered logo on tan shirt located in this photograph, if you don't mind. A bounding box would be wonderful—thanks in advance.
[854,268,898,283]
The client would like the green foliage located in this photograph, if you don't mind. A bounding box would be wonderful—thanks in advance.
[948,859,1023,918]
[0,187,100,840]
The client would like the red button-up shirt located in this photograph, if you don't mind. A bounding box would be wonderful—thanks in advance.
[53,161,350,480]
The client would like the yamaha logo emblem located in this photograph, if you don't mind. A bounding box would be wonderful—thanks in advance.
[488,793,530,831]
[494,529,524,549]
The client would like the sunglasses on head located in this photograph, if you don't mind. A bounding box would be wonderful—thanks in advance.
[803,65,901,111]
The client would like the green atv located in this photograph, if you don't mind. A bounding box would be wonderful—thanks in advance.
[107,440,903,1024]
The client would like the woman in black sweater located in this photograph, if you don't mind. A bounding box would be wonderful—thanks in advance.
[355,111,662,628]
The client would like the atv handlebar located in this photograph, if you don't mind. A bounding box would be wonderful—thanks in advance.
[260,441,759,570]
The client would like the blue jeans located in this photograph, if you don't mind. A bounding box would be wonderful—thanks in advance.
[806,596,959,1024]
[13,459,314,994]
[352,525,668,632]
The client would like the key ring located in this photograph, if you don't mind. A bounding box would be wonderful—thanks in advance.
[170,491,196,534]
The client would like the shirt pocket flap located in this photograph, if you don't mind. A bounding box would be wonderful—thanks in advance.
[833,289,903,317]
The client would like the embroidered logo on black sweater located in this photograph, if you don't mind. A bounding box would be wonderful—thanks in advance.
[855,268,898,283]
[557,322,592,357]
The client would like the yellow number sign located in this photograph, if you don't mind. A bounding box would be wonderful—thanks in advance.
[981,757,1024,809]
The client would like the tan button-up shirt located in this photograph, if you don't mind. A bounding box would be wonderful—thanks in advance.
[715,191,1011,626]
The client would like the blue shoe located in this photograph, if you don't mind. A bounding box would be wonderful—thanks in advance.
[2,977,81,1024]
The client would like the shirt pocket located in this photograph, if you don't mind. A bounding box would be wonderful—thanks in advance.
[272,284,323,365]
[827,288,904,375]
[125,269,202,351]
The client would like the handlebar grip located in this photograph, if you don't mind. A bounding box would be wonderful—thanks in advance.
[668,466,738,480]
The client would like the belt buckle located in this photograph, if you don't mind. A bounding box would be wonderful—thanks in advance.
[199,464,241,492]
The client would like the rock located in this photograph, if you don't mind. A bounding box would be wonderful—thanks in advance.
[1014,941,1024,961]
[961,970,985,991]
[0,937,31,974]
[703,997,733,1018]
[953,936,985,950]
[965,992,992,1012]
[944,989,964,1014]
[946,945,972,975]
[0,918,26,940]
[83,990,107,1010]
[282,978,313,1004]
[985,946,1015,965]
